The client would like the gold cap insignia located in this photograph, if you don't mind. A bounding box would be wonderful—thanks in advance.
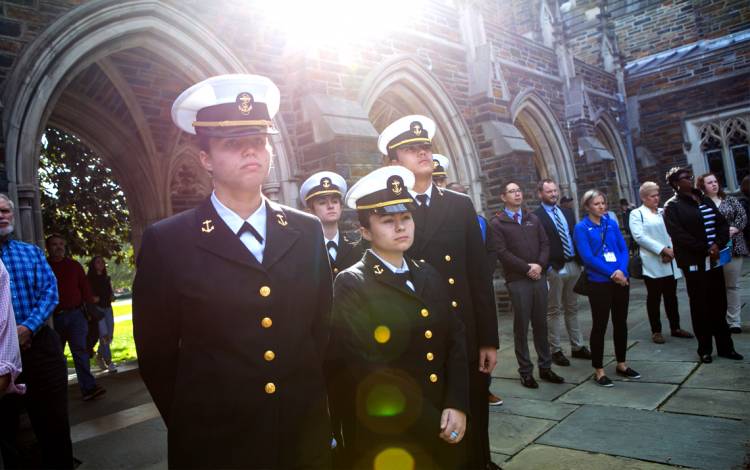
[373,264,384,275]
[276,213,288,226]
[236,92,254,115]
[201,219,214,233]
[388,175,404,196]
[410,121,423,136]
[321,177,332,189]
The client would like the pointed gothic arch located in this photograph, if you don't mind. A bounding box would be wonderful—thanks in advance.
[358,55,485,209]
[511,89,578,204]
[1,0,296,245]
[594,112,635,201]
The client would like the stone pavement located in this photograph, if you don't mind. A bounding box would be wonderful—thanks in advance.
[490,264,750,470]
[23,265,750,469]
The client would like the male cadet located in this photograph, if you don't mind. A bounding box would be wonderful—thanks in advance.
[432,154,450,188]
[533,179,591,366]
[133,74,333,469]
[379,115,500,470]
[299,171,364,275]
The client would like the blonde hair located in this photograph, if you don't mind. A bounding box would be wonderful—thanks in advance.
[639,181,659,200]
[580,189,607,211]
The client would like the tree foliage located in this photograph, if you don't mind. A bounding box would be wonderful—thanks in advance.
[40,127,132,264]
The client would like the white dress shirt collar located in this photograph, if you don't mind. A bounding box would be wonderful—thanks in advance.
[211,191,267,263]
[409,184,434,207]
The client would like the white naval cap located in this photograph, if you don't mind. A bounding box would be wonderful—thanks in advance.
[299,171,347,204]
[345,166,416,214]
[432,154,450,176]
[171,74,280,137]
[377,114,436,157]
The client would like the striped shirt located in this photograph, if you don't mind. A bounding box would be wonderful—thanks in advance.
[0,239,59,333]
[0,259,24,394]
[699,203,717,248]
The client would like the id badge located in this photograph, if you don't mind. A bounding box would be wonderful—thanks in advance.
[604,251,617,262]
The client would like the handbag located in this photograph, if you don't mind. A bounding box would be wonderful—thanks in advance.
[573,220,609,296]
[627,210,644,280]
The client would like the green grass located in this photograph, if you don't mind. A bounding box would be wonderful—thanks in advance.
[63,301,137,369]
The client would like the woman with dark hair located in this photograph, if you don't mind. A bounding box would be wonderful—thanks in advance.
[697,173,749,333]
[663,167,742,363]
[574,189,639,387]
[329,166,469,469]
[87,256,117,372]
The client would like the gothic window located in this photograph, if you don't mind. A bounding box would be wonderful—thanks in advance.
[698,116,749,191]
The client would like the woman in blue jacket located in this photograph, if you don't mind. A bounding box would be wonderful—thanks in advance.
[574,189,640,387]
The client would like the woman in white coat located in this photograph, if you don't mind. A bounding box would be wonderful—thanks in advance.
[630,182,694,344]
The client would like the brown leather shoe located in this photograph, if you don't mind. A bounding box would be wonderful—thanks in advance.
[652,332,665,344]
[488,393,503,406]
[671,329,694,338]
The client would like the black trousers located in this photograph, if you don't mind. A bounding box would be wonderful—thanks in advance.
[464,365,491,469]
[643,275,681,333]
[587,282,629,369]
[0,326,73,470]
[683,267,734,356]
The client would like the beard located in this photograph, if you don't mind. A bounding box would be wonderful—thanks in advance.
[0,225,14,237]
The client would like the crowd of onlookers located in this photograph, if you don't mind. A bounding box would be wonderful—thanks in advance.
[487,168,746,390]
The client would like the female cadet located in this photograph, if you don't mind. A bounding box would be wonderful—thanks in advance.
[328,166,469,469]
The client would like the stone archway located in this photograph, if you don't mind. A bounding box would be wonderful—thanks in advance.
[511,90,578,206]
[595,112,635,202]
[359,55,485,209]
[1,0,296,246]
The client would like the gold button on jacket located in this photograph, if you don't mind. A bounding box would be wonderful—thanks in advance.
[429,373,438,383]
[264,350,275,361]
[261,317,272,328]
[264,382,276,394]
[424,330,433,339]
[420,308,429,318]
[259,286,271,297]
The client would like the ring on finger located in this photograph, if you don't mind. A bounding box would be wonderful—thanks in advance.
[449,431,458,440]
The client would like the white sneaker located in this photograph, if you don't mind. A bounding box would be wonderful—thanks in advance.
[107,362,118,373]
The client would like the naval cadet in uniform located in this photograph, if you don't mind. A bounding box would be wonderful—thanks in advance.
[431,154,450,189]
[328,166,469,469]
[299,171,365,276]
[379,115,500,470]
[133,74,333,469]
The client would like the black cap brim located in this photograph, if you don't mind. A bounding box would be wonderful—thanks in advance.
[196,126,279,138]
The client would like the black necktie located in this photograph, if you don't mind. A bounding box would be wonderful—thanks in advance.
[237,222,263,243]
[392,271,413,290]
[414,194,429,228]
[327,240,337,263]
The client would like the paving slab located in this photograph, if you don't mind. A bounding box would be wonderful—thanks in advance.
[490,452,511,464]
[487,412,556,455]
[490,377,575,401]
[661,388,750,420]
[683,361,750,391]
[557,380,677,410]
[625,337,700,362]
[489,396,579,421]
[607,360,698,384]
[537,405,750,470]
[503,444,678,470]
[75,417,167,470]
[491,348,606,384]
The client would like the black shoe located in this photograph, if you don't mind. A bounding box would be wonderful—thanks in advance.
[551,351,570,366]
[718,351,744,360]
[520,375,539,389]
[571,346,592,359]
[594,375,613,387]
[616,367,641,379]
[539,368,565,383]
[671,329,694,338]
[486,462,503,470]
[82,385,106,401]
[729,327,742,334]
[700,354,713,363]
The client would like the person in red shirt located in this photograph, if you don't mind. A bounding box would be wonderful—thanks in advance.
[46,234,105,401]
